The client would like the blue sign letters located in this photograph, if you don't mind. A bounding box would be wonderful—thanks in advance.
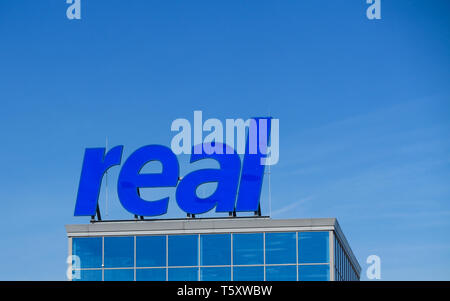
[74,145,123,216]
[74,118,271,217]
[118,145,179,216]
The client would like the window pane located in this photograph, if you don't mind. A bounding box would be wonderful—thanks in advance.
[104,269,134,281]
[200,234,231,266]
[232,266,264,281]
[136,236,166,267]
[299,232,329,263]
[136,268,166,281]
[104,237,134,268]
[168,235,198,267]
[299,265,330,281]
[72,237,102,268]
[201,267,231,281]
[265,232,296,264]
[73,269,102,281]
[266,265,297,281]
[168,268,199,281]
[232,233,263,265]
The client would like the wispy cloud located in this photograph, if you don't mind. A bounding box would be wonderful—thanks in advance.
[271,196,314,217]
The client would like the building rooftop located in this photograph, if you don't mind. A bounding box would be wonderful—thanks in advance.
[66,217,361,274]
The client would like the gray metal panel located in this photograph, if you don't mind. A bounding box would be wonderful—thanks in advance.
[329,230,335,281]
[65,217,337,236]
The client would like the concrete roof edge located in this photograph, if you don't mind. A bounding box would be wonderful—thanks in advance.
[65,217,338,234]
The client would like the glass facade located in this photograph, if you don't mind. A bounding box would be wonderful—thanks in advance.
[71,231,353,281]
[334,236,359,281]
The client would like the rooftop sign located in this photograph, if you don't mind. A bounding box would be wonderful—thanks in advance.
[74,117,276,218]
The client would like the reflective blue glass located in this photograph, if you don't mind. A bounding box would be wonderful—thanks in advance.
[265,232,296,264]
[168,268,199,281]
[232,233,263,265]
[136,236,166,267]
[72,237,102,268]
[104,237,134,268]
[200,267,231,281]
[104,269,134,281]
[299,232,329,263]
[232,266,264,281]
[73,269,102,281]
[168,235,198,266]
[265,265,297,281]
[200,234,231,266]
[136,268,166,281]
[299,265,330,281]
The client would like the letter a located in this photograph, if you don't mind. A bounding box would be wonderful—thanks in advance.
[366,0,381,20]
[66,0,81,20]
[366,255,381,279]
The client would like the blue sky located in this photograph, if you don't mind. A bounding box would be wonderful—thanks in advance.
[0,0,449,280]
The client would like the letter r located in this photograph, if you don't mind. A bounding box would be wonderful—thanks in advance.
[74,146,123,216]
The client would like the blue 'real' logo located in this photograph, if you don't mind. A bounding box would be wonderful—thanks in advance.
[74,118,272,217]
